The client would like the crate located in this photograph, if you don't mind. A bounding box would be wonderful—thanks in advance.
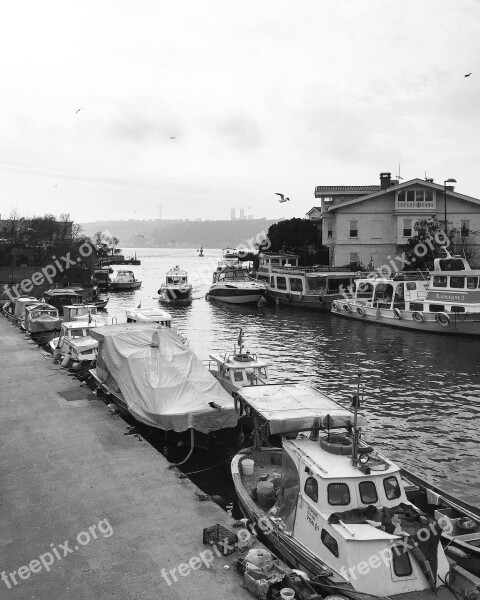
[202,524,237,555]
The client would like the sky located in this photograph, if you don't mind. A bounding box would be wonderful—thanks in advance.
[1,0,479,225]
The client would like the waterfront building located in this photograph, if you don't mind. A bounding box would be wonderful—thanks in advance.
[308,172,480,269]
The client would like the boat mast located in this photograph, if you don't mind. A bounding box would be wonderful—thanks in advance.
[351,375,361,466]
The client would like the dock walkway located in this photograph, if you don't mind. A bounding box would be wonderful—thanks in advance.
[0,317,253,599]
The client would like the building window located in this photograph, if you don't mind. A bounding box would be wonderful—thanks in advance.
[406,190,415,203]
[349,220,358,238]
[304,477,318,502]
[403,219,412,237]
[392,545,413,577]
[328,483,350,506]
[321,529,339,557]
[461,220,470,238]
[359,481,378,504]
[350,252,359,267]
[289,278,303,292]
[383,476,401,500]
[327,222,333,238]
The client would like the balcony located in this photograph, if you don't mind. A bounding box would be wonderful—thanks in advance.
[395,200,436,212]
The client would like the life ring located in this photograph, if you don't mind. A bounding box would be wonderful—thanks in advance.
[320,434,353,455]
[435,312,451,326]
[318,295,324,303]
[343,304,351,312]
[394,308,402,320]
[412,311,424,323]
[286,293,293,302]
[332,301,339,311]
[356,306,366,317]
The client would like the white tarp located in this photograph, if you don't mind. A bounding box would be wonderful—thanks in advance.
[237,383,366,434]
[90,324,238,433]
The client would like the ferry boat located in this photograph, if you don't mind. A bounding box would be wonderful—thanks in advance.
[256,253,355,311]
[22,302,61,343]
[109,270,142,290]
[207,330,270,394]
[332,252,480,336]
[231,383,480,599]
[158,266,192,302]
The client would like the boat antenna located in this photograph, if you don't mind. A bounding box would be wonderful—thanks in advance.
[351,375,361,466]
[237,328,244,354]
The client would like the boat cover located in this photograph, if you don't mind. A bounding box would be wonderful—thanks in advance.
[237,383,366,434]
[90,324,238,433]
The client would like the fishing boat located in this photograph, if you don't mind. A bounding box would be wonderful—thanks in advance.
[158,266,192,302]
[207,329,270,394]
[109,270,142,290]
[256,252,356,312]
[88,324,239,449]
[22,302,61,344]
[231,383,480,599]
[332,251,480,335]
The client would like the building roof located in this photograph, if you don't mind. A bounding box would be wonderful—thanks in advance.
[315,185,381,197]
[325,178,480,211]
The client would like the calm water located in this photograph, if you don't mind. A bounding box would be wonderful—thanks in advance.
[102,248,480,506]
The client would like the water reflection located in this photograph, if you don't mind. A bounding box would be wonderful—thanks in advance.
[103,248,480,506]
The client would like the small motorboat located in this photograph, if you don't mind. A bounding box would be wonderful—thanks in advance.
[67,337,100,372]
[2,296,38,325]
[89,297,109,309]
[43,288,84,312]
[231,383,480,599]
[109,270,142,290]
[49,320,104,362]
[207,329,270,394]
[158,266,192,302]
[207,267,266,305]
[22,302,61,344]
[126,306,172,327]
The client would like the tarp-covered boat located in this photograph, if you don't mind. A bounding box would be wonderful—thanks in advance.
[89,324,238,433]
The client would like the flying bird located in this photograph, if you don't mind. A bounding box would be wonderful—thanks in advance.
[275,193,290,203]
[75,108,83,114]
[465,73,472,77]
[170,136,176,139]
[138,234,144,237]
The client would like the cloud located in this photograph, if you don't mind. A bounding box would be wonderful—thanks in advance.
[216,115,262,150]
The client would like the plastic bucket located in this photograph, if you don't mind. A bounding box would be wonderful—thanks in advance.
[280,588,295,600]
[242,459,254,476]
[257,481,275,498]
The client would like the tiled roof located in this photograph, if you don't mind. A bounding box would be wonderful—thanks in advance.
[315,185,381,196]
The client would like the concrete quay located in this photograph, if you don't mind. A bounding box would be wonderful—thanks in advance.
[0,316,254,600]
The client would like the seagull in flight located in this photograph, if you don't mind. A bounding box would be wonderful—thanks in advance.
[138,234,144,238]
[275,193,290,203]
[76,108,83,114]
[170,136,176,139]
[465,73,472,77]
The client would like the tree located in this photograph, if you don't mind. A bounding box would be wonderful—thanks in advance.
[266,218,318,253]
[404,217,453,270]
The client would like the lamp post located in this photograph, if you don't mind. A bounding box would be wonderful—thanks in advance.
[443,178,457,236]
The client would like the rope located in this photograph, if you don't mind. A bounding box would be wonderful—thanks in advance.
[171,429,195,467]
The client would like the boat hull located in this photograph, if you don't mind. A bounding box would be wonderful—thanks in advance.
[109,282,141,290]
[208,287,265,305]
[332,301,480,336]
[265,290,342,311]
[160,286,192,302]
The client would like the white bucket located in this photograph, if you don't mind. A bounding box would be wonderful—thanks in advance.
[280,588,295,600]
[61,353,71,367]
[242,459,254,476]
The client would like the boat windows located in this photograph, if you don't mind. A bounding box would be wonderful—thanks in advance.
[71,329,84,338]
[406,282,417,291]
[289,278,303,293]
[439,259,465,271]
[433,276,447,288]
[410,302,423,311]
[450,276,465,289]
[233,370,244,382]
[391,544,413,577]
[277,277,287,291]
[429,304,445,312]
[451,306,465,313]
[356,282,373,299]
[467,277,478,289]
[359,481,378,504]
[328,278,352,294]
[374,283,393,306]
[304,477,318,502]
[383,476,401,500]
[270,277,275,287]
[328,483,350,506]
[307,278,326,292]
[321,529,339,557]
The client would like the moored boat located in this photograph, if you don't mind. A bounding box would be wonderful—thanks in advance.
[2,296,38,325]
[158,266,192,302]
[49,320,104,363]
[231,383,480,599]
[332,252,480,336]
[126,306,172,326]
[22,302,61,344]
[109,270,142,290]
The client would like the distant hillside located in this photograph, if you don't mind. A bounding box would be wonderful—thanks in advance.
[80,218,280,249]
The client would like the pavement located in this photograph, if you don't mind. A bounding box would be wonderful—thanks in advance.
[0,316,255,599]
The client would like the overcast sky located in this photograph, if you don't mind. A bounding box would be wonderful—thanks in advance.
[1,0,479,224]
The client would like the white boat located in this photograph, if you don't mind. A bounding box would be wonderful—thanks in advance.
[332,251,480,336]
[63,304,101,322]
[2,296,38,325]
[158,266,192,302]
[256,252,356,312]
[68,337,100,371]
[22,302,61,343]
[126,306,172,326]
[231,383,479,600]
[110,270,142,290]
[88,324,239,439]
[49,320,104,362]
[207,257,266,304]
[207,330,270,394]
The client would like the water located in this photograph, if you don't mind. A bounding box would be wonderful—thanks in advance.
[102,248,480,507]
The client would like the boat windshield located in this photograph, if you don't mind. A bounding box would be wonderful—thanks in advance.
[271,450,299,533]
[219,270,250,281]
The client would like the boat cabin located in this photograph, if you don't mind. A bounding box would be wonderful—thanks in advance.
[24,303,60,333]
[63,304,99,322]
[257,253,300,282]
[113,270,137,282]
[125,307,172,326]
[12,296,38,321]
[68,336,99,365]
[165,267,189,286]
[425,255,480,312]
[208,350,269,393]
[51,321,104,355]
[213,268,251,284]
[44,289,83,311]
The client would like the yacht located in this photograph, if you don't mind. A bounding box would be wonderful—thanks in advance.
[231,383,480,599]
[207,330,270,394]
[332,252,480,335]
[207,253,266,305]
[256,252,356,311]
[110,270,142,290]
[158,266,192,302]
